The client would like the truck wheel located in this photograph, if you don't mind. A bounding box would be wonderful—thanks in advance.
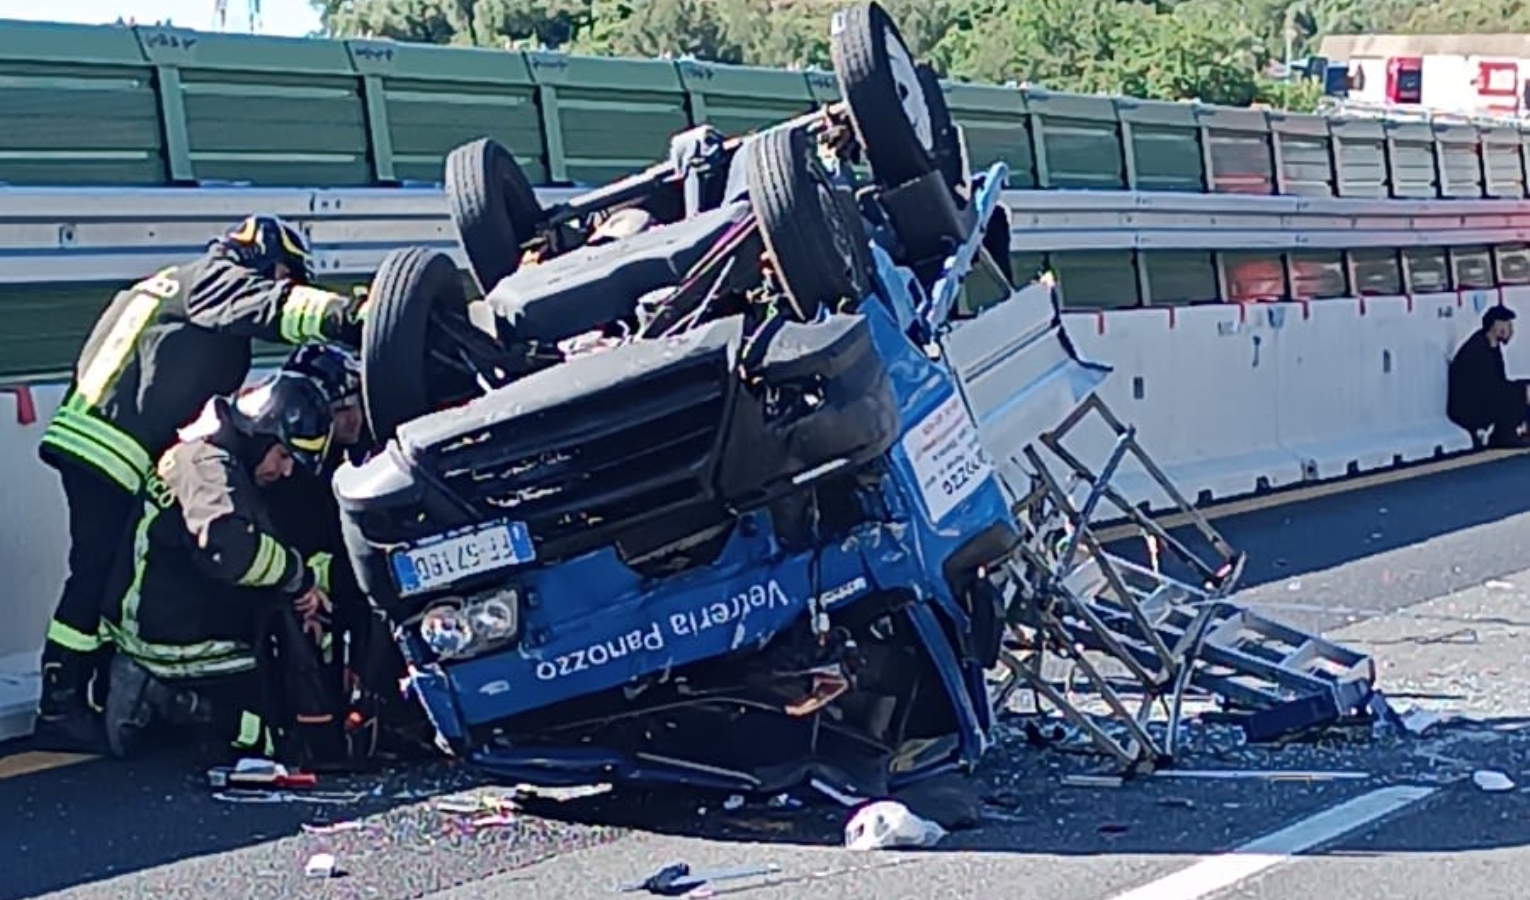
[831,1,941,189]
[916,62,966,194]
[746,126,873,322]
[445,138,545,295]
[362,247,469,442]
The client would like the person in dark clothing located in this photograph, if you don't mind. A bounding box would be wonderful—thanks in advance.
[1447,306,1530,448]
[266,343,370,556]
[100,372,351,765]
[266,344,417,759]
[35,215,367,752]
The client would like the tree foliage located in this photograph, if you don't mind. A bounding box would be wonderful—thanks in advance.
[308,0,1460,108]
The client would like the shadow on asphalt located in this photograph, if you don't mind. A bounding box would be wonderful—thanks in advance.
[0,739,499,900]
[1107,452,1530,595]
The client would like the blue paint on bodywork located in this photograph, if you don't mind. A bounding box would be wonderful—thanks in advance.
[395,163,1026,791]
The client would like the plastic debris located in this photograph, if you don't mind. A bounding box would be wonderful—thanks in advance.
[212,789,366,804]
[1484,580,1515,590]
[810,778,864,807]
[435,793,518,815]
[723,794,746,811]
[1472,770,1516,792]
[844,800,947,850]
[304,853,337,879]
[301,821,364,835]
[208,758,316,790]
[1062,774,1123,788]
[1154,769,1370,782]
[510,782,610,802]
[1398,708,1447,735]
[617,862,780,896]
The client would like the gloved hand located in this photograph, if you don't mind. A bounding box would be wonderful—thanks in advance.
[293,586,331,644]
[337,294,367,348]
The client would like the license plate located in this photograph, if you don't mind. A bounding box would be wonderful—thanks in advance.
[389,520,535,597]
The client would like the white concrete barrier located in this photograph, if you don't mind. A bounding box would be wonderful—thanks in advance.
[0,384,68,741]
[1058,293,1478,512]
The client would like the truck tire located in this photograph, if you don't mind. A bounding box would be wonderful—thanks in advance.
[916,62,966,194]
[445,138,545,295]
[745,126,873,322]
[830,1,941,189]
[361,247,468,442]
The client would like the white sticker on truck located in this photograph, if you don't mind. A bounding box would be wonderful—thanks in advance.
[901,391,993,524]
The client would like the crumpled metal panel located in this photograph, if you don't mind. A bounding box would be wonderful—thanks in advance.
[942,279,1111,492]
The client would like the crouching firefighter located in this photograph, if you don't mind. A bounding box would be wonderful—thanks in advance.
[267,343,427,757]
[100,372,357,766]
[35,214,367,751]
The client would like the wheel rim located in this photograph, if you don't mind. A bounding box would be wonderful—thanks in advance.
[814,177,865,301]
[881,21,934,154]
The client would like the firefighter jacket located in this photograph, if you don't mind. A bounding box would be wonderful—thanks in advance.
[102,418,326,681]
[39,250,361,495]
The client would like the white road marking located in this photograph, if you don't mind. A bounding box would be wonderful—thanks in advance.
[1102,785,1437,900]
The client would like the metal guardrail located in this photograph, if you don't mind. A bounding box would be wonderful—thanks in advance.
[2,187,1526,285]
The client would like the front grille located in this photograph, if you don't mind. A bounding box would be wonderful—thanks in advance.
[420,352,730,560]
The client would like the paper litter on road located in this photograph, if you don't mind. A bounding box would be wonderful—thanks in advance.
[844,801,946,850]
[304,853,337,879]
[301,821,365,835]
[1472,770,1516,792]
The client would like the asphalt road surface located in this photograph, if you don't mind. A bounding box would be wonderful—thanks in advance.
[5,452,1530,900]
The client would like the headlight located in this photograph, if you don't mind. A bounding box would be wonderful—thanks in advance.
[470,597,517,641]
[418,587,521,661]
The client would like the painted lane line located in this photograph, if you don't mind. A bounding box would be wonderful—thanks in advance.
[0,751,97,780]
[1102,785,1437,900]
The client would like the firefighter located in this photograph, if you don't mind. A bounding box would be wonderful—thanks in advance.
[35,214,365,751]
[100,371,350,765]
[268,343,409,754]
[267,342,371,556]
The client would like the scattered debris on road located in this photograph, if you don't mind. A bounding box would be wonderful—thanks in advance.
[1472,770,1516,792]
[617,862,781,896]
[1152,769,1372,782]
[303,852,339,879]
[300,820,366,835]
[844,801,946,850]
[989,394,1380,775]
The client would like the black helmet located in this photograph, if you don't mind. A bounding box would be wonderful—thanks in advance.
[214,214,313,284]
[231,371,335,474]
[283,342,360,408]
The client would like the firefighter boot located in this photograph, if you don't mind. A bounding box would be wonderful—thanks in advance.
[33,656,105,753]
[103,655,179,759]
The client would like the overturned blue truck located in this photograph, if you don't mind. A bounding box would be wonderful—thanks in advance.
[332,1,1377,796]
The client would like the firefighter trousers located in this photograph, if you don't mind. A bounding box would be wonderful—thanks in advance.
[42,459,138,704]
[123,603,347,764]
